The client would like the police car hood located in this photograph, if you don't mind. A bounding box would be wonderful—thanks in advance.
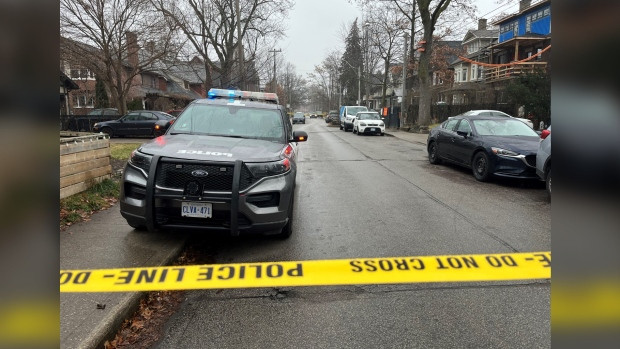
[139,134,285,162]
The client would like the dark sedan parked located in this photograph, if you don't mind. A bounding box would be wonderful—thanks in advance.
[427,116,540,181]
[93,110,176,137]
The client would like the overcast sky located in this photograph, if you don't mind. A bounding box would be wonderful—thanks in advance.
[280,0,521,77]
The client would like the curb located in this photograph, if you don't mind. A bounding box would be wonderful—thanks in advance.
[77,239,187,349]
[384,132,427,147]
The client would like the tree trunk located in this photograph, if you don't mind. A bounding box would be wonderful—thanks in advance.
[417,27,434,126]
[381,60,389,108]
[204,61,212,95]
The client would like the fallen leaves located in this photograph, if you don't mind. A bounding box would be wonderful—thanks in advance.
[102,291,185,349]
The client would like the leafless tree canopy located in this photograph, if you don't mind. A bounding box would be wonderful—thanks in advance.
[60,0,180,114]
[153,0,293,90]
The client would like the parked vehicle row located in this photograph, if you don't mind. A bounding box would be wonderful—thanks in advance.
[427,112,550,198]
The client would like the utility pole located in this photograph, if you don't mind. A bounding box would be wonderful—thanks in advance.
[401,32,408,128]
[268,48,281,93]
[235,0,245,90]
[364,22,370,109]
[357,66,361,106]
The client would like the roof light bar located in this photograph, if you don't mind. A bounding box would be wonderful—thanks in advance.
[207,88,279,104]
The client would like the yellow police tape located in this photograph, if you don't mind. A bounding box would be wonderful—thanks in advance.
[60,252,550,293]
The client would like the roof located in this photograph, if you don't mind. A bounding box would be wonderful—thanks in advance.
[463,29,498,43]
[60,71,79,90]
[492,0,551,25]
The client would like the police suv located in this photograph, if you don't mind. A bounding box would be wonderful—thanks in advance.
[120,89,308,238]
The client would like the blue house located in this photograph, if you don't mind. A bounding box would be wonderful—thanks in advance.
[487,0,551,81]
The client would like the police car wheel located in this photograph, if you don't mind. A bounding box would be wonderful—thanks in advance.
[275,192,294,239]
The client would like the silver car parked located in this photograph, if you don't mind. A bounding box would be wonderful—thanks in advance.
[536,126,551,200]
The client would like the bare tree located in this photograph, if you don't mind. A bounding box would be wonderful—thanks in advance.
[309,50,341,111]
[365,3,406,108]
[279,63,307,111]
[153,0,292,91]
[60,0,180,115]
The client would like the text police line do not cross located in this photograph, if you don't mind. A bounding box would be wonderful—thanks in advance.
[60,252,551,293]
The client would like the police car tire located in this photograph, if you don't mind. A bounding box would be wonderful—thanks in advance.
[276,192,294,239]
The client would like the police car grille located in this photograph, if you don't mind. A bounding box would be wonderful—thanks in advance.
[156,162,257,192]
[239,165,257,191]
[156,163,234,191]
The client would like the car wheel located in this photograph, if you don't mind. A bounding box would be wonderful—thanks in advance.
[381,132,385,136]
[472,151,491,182]
[357,128,362,136]
[545,168,551,201]
[101,127,114,138]
[428,141,441,164]
[276,192,294,239]
[340,124,343,130]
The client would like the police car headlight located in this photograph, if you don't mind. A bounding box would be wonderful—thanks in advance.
[360,122,367,126]
[379,122,385,126]
[129,150,152,174]
[93,123,99,128]
[246,158,291,178]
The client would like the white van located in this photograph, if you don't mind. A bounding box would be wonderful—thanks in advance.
[339,105,368,132]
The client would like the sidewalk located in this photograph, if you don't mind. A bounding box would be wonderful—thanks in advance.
[60,204,187,349]
[384,128,429,146]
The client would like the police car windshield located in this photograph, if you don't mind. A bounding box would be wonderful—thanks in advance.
[169,104,284,141]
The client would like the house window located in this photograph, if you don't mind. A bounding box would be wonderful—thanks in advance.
[537,48,542,60]
[526,15,532,32]
[513,22,519,36]
[184,81,190,90]
[151,76,157,88]
[72,94,94,108]
[70,68,94,80]
[471,65,477,80]
[462,69,467,82]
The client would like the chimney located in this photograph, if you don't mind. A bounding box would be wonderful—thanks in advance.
[478,19,487,30]
[126,32,139,68]
[519,0,531,12]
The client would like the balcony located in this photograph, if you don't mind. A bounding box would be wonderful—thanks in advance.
[484,62,547,82]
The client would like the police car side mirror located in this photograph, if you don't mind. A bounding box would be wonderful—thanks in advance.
[291,131,308,142]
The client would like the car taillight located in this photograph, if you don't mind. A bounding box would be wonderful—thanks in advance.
[541,129,550,139]
[282,144,294,159]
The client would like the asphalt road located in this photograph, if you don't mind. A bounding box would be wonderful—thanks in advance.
[153,118,550,348]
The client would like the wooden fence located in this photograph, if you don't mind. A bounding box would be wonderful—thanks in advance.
[60,133,112,199]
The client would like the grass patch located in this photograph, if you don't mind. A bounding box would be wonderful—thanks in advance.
[60,178,120,229]
[110,143,142,160]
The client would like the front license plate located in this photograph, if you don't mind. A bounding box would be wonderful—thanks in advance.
[370,128,376,131]
[181,202,212,218]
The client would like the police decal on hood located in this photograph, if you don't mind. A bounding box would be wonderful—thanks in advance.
[177,149,233,157]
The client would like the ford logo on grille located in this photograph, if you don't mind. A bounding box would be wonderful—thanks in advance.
[191,170,209,177]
